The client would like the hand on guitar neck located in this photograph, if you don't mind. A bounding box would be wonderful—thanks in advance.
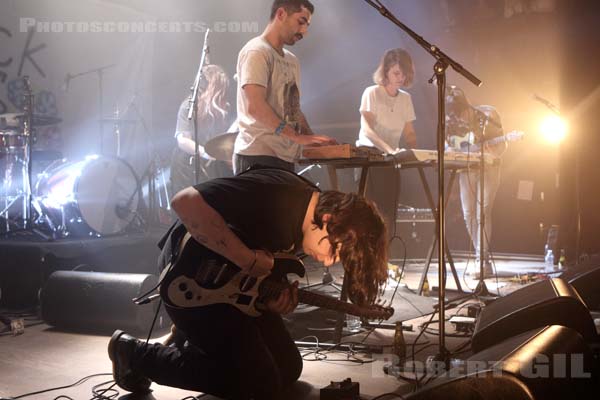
[447,130,524,158]
[265,280,299,315]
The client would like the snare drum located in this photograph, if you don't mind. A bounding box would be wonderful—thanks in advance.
[0,130,27,153]
[35,155,140,236]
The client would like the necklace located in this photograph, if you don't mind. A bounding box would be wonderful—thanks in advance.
[385,93,397,112]
[383,86,398,112]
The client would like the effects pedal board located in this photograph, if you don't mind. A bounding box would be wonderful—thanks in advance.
[320,378,360,400]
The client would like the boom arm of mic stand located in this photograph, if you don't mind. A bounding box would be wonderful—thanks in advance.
[365,0,482,87]
[363,0,483,367]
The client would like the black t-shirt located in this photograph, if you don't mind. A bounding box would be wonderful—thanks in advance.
[159,168,319,270]
[194,168,318,252]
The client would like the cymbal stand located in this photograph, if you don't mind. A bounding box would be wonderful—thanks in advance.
[22,76,34,228]
[0,76,50,240]
[65,64,116,154]
[127,94,170,226]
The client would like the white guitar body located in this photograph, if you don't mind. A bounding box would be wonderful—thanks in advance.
[166,273,266,317]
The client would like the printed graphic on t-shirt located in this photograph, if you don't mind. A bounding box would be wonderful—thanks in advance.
[283,82,300,132]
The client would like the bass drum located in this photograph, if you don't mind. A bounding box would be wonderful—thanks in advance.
[36,155,140,236]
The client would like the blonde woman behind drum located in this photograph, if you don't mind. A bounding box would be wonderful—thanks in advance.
[170,64,234,197]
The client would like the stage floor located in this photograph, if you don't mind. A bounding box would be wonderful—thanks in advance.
[1,255,563,400]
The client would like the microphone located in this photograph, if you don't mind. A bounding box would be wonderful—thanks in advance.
[203,28,211,66]
[532,93,553,108]
[532,93,560,114]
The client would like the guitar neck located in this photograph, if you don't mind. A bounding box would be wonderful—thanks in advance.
[467,135,504,152]
[485,135,509,147]
[262,280,377,318]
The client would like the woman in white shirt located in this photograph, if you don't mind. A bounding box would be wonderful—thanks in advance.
[358,48,416,152]
[357,48,417,246]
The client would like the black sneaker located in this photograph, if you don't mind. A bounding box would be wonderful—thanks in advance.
[108,330,152,393]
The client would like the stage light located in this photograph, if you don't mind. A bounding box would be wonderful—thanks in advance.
[539,115,568,144]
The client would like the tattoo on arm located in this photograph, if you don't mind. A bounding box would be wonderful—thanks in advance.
[183,213,230,253]
[193,233,209,245]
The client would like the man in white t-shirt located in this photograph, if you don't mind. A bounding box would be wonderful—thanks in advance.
[234,0,335,174]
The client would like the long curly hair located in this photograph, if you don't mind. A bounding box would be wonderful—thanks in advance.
[313,191,388,306]
[196,64,230,126]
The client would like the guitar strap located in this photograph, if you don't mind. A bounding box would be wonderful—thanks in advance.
[157,221,187,274]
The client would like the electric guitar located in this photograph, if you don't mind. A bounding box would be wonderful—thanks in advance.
[159,233,394,320]
[447,130,524,155]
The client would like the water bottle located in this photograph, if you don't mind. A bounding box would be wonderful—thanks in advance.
[345,314,362,333]
[544,245,555,272]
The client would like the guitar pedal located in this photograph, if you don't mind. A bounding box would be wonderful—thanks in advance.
[320,378,359,400]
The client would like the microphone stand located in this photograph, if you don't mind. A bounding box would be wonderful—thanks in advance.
[363,0,482,370]
[187,29,211,185]
[474,114,492,297]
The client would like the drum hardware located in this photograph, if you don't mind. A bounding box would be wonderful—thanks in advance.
[0,76,39,236]
[99,111,138,158]
[63,64,116,154]
[0,112,62,128]
[204,131,238,162]
[0,130,28,153]
[34,155,142,238]
[127,94,171,226]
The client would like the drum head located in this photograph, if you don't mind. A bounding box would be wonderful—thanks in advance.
[76,157,140,235]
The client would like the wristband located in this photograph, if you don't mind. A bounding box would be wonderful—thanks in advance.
[274,121,287,136]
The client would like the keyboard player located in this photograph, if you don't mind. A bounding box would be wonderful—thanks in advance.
[356,48,418,244]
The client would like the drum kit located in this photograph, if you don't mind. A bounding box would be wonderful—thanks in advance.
[1,79,144,239]
[1,82,240,241]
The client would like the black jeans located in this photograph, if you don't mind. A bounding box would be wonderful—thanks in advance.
[233,154,295,175]
[365,165,400,242]
[131,304,302,399]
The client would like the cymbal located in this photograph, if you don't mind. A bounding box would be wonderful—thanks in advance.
[0,112,62,127]
[204,132,237,161]
[32,114,62,126]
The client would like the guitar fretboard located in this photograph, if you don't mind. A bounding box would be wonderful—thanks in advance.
[260,280,391,320]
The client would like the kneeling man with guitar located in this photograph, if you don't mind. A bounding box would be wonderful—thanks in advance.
[107,167,391,399]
